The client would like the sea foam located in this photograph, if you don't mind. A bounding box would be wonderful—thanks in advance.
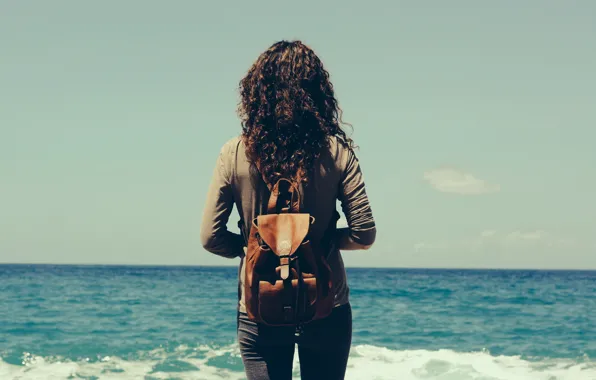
[1,344,594,380]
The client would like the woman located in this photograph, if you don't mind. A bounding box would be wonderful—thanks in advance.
[200,40,376,380]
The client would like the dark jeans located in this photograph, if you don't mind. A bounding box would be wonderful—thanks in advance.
[237,303,353,380]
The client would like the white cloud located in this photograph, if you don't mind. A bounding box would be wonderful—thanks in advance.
[337,217,348,228]
[423,168,500,195]
[480,229,497,238]
[505,230,547,242]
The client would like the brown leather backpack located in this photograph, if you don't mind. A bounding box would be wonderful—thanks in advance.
[243,177,335,331]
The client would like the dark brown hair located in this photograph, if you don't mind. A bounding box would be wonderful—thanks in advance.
[237,40,354,186]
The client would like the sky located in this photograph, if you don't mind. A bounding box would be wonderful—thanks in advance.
[1,1,595,269]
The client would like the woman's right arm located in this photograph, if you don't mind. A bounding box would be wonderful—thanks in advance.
[336,145,376,251]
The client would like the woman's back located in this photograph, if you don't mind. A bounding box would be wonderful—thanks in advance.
[201,133,375,313]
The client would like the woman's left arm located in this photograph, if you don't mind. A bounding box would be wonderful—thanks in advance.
[200,144,244,259]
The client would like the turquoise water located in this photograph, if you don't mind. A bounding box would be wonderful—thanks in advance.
[0,265,594,379]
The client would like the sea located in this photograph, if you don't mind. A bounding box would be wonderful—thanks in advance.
[0,265,594,380]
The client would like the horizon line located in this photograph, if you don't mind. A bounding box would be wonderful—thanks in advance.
[0,262,594,272]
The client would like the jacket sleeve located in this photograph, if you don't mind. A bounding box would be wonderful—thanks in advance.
[338,146,376,247]
[200,143,244,259]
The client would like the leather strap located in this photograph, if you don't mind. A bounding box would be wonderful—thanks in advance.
[279,255,290,280]
[295,256,305,325]
[267,178,301,214]
[283,277,294,323]
[254,161,302,215]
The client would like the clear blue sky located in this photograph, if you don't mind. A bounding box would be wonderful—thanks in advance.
[1,1,595,269]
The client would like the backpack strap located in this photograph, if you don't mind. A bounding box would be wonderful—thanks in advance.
[255,160,302,214]
[266,178,301,214]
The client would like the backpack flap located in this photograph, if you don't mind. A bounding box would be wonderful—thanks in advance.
[256,213,310,280]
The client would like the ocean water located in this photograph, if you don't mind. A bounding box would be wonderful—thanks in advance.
[0,265,594,380]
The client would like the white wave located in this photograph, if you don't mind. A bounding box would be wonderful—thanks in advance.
[0,344,594,380]
[346,345,595,380]
[0,345,246,380]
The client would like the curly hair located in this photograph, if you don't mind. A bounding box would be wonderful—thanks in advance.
[237,40,354,187]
